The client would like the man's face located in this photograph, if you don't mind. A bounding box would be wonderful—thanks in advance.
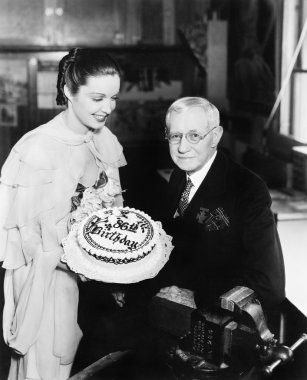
[168,107,222,174]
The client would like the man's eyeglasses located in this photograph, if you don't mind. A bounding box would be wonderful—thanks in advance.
[165,126,217,145]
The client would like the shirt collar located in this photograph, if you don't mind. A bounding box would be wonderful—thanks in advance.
[188,151,217,189]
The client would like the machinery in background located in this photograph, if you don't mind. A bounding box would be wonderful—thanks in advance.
[151,286,307,379]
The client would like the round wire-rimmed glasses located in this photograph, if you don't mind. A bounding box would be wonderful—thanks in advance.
[165,126,218,145]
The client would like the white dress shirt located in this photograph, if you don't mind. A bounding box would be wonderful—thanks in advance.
[188,151,217,201]
[174,151,217,217]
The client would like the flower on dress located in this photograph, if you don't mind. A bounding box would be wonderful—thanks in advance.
[70,176,123,224]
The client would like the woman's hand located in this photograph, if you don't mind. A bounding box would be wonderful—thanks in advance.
[112,291,125,308]
[79,274,91,282]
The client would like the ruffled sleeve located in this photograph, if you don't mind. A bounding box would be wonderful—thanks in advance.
[94,126,127,168]
[92,126,127,207]
[0,134,73,355]
[0,137,63,270]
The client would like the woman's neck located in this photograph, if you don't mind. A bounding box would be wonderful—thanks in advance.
[62,108,90,135]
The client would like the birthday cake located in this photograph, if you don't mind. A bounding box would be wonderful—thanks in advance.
[62,207,173,283]
[78,207,159,264]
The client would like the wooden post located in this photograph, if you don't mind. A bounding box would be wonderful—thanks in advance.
[68,350,131,380]
[163,0,175,45]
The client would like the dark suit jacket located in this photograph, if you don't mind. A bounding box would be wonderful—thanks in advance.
[156,151,285,320]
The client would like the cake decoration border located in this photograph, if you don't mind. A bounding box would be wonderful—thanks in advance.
[61,207,174,283]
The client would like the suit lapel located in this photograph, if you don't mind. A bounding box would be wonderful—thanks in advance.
[184,151,228,217]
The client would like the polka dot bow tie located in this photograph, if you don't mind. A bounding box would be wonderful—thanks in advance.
[178,177,193,216]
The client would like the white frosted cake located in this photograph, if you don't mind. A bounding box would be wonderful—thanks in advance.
[78,207,159,264]
[62,207,173,283]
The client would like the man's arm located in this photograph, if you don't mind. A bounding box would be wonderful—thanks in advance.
[238,177,285,311]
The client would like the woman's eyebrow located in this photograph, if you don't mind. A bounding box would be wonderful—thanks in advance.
[89,92,119,96]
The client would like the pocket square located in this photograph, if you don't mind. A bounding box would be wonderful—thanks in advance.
[196,207,230,231]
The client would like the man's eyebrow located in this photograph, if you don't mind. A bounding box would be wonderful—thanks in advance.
[169,129,200,133]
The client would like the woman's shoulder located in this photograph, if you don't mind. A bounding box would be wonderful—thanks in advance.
[12,124,63,169]
[97,125,120,144]
[94,126,126,167]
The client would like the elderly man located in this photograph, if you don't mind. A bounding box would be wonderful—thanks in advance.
[155,96,285,333]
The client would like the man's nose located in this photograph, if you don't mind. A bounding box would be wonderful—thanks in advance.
[178,135,190,152]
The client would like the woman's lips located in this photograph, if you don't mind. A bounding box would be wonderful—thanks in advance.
[93,113,109,122]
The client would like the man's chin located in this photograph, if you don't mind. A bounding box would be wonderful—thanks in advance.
[176,163,197,173]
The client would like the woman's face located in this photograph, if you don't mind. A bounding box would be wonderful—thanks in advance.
[65,74,120,133]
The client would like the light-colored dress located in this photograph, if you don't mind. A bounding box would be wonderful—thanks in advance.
[0,112,126,380]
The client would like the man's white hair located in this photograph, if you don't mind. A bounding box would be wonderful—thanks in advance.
[165,97,220,132]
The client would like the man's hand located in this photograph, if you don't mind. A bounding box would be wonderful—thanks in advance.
[112,291,125,308]
[156,285,182,299]
[158,285,179,295]
[156,286,196,308]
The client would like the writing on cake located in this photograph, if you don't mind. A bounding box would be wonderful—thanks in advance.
[82,210,154,255]
[77,207,159,265]
[85,215,140,250]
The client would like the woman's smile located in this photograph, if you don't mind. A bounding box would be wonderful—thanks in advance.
[93,113,109,122]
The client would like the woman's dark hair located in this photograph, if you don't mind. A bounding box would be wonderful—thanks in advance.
[56,48,121,106]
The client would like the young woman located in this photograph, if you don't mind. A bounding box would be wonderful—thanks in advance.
[0,48,126,380]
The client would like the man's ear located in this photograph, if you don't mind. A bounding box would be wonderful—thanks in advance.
[63,85,72,102]
[212,126,223,148]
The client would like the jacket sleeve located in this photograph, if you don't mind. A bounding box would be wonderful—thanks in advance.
[238,177,285,310]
